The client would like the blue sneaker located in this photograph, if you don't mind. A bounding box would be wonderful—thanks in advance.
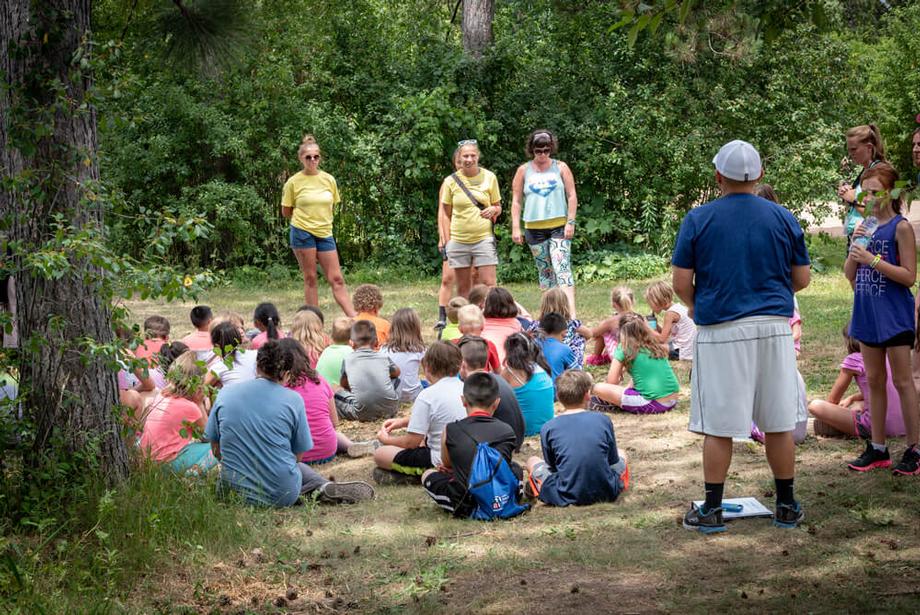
[683,503,726,534]
[773,501,804,529]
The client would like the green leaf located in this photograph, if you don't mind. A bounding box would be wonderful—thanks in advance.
[679,0,694,25]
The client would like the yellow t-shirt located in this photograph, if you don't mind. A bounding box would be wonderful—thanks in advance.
[281,171,341,238]
[439,169,501,244]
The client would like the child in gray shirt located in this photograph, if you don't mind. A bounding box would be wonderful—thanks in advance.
[335,320,401,421]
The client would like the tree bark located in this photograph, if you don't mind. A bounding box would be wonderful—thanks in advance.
[1,1,129,483]
[462,0,494,59]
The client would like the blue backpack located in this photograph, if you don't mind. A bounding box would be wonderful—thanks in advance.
[467,441,530,521]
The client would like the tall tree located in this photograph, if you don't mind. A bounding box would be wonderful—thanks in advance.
[2,1,129,482]
[462,0,494,58]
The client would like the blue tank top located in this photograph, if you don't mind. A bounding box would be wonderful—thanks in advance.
[850,214,916,344]
[523,160,567,224]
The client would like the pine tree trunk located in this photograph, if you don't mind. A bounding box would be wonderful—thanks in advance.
[1,0,129,483]
[462,0,494,59]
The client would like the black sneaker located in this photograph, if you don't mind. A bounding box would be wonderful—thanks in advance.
[773,500,804,529]
[433,320,446,340]
[683,503,726,534]
[892,446,920,476]
[847,440,891,472]
[318,481,375,504]
[372,467,420,486]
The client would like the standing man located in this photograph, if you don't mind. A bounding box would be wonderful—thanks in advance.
[672,140,811,534]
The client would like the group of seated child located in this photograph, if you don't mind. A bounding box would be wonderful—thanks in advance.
[121,280,704,516]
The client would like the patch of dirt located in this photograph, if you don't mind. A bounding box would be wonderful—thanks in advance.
[445,565,661,614]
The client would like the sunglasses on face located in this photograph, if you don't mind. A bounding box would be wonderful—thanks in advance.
[533,147,551,155]
[303,155,320,161]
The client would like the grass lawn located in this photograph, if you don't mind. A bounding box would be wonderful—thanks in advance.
[7,250,920,613]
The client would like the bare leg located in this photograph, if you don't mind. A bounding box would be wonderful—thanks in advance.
[702,435,733,483]
[887,345,919,443]
[592,383,626,405]
[454,267,473,298]
[807,400,858,436]
[764,431,795,479]
[293,248,319,306]
[373,445,403,469]
[860,344,889,445]
[336,432,353,453]
[439,261,456,306]
[476,264,497,287]
[562,285,577,319]
[317,249,356,317]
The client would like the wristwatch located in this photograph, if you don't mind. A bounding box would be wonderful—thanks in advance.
[566,219,576,225]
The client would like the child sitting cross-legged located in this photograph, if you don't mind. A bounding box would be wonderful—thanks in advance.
[591,312,679,414]
[373,341,466,484]
[526,370,629,506]
[421,372,524,517]
[335,320,400,422]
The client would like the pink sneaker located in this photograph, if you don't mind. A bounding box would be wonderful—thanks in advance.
[750,423,765,444]
[585,354,611,366]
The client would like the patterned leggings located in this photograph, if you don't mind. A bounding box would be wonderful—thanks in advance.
[529,237,573,289]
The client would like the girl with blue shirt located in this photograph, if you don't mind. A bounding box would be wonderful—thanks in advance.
[205,340,375,507]
[844,163,920,476]
[500,333,555,436]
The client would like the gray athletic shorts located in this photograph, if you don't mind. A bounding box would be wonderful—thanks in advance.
[446,238,498,268]
[689,315,799,437]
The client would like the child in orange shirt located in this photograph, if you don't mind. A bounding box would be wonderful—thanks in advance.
[353,284,390,346]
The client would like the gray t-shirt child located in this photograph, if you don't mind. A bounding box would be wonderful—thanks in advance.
[342,347,400,415]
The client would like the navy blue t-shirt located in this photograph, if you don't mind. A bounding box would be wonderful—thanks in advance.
[671,193,810,326]
[538,412,621,507]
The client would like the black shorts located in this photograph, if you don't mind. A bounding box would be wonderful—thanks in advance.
[859,330,916,348]
[391,447,433,475]
[422,471,474,518]
[524,225,565,246]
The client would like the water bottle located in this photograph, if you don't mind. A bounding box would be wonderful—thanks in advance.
[646,313,657,330]
[852,215,878,249]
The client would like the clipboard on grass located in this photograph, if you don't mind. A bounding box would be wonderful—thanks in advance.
[692,497,773,520]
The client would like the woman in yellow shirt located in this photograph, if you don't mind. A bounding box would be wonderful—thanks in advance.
[439,140,502,298]
[281,135,356,316]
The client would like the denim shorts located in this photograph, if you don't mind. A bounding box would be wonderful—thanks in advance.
[290,226,337,252]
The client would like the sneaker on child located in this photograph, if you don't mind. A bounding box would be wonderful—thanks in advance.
[847,441,891,472]
[892,446,920,476]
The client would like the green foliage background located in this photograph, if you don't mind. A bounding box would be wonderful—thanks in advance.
[94,0,920,281]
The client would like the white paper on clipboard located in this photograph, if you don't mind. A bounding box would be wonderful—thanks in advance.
[691,497,774,520]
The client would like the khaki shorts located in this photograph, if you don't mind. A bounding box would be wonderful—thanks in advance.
[447,238,498,269]
[689,316,800,437]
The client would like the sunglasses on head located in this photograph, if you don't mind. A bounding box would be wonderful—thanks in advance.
[457,139,478,146]
[303,155,320,161]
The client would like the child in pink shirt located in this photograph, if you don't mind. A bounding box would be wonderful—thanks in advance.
[139,352,217,475]
[481,287,523,366]
[279,339,370,462]
[179,305,213,352]
[250,302,287,350]
[808,328,905,438]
